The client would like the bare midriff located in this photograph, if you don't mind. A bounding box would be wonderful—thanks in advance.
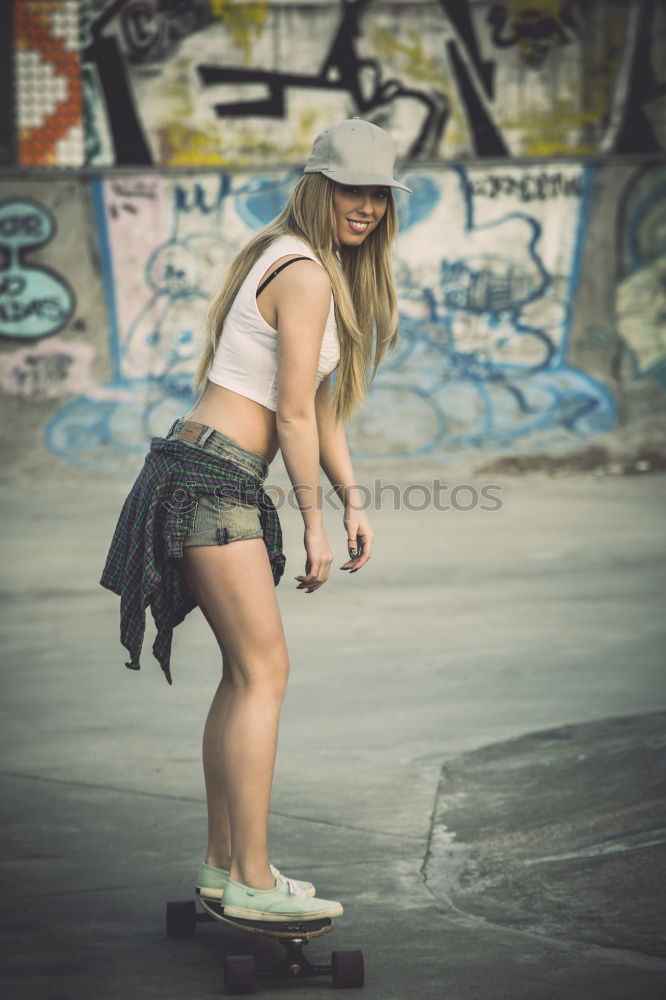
[182,380,280,465]
[181,255,309,466]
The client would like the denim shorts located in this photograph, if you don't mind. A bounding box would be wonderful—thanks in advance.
[165,417,270,548]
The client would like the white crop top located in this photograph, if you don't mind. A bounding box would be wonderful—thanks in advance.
[207,235,340,411]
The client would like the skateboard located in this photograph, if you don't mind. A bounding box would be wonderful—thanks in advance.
[166,891,364,995]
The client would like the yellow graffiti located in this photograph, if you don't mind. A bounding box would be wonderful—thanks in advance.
[499,95,607,155]
[159,123,232,166]
[372,28,447,89]
[209,0,268,63]
[503,0,567,17]
[296,110,319,148]
[160,108,332,167]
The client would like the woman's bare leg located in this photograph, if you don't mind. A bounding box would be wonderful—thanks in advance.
[201,677,234,868]
[178,556,234,868]
[178,538,289,889]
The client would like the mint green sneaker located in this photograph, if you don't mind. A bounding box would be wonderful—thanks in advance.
[195,861,316,901]
[221,874,343,922]
[195,861,228,902]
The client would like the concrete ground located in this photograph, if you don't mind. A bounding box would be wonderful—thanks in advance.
[1,458,665,999]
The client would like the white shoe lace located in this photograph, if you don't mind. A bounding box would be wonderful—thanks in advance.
[271,865,304,896]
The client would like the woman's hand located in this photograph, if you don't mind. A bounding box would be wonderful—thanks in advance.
[340,508,375,575]
[294,526,333,593]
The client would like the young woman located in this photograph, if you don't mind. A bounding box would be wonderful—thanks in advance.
[103,118,411,922]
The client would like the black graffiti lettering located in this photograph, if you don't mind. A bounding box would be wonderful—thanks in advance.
[81,0,664,167]
[522,176,537,200]
[197,0,446,160]
[120,1,164,58]
[470,177,487,198]
[565,176,583,197]
[24,352,73,377]
[110,180,157,199]
[0,298,67,323]
[0,213,45,239]
[487,3,578,69]
[13,352,74,394]
[120,0,206,63]
[470,172,583,201]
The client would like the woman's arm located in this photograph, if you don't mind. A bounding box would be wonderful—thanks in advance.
[274,261,332,530]
[314,374,364,513]
[315,373,374,575]
[274,261,331,528]
[274,261,337,592]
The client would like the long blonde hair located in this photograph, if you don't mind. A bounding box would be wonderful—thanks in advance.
[192,172,400,426]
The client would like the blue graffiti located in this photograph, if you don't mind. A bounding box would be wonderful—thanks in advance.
[350,163,615,459]
[394,176,440,232]
[235,171,302,230]
[46,166,617,471]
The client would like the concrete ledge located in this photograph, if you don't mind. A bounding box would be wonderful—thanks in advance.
[425,711,666,956]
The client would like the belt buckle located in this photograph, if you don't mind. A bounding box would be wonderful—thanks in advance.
[176,420,206,444]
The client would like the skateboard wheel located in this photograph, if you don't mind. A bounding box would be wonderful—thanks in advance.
[166,900,196,939]
[223,954,256,995]
[331,949,364,988]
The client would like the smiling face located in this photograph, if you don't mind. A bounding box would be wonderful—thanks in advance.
[331,182,390,246]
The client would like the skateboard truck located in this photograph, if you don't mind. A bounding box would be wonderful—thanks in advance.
[166,895,364,994]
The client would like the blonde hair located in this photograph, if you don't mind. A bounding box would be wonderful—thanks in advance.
[192,172,400,426]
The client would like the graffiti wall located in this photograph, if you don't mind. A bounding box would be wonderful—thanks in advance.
[1,0,664,168]
[0,162,663,473]
[0,2,664,475]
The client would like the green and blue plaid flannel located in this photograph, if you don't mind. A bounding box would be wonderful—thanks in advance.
[100,436,286,685]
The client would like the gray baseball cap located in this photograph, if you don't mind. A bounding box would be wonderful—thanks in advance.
[303,117,412,194]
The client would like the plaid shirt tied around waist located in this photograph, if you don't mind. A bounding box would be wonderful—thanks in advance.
[99,436,286,685]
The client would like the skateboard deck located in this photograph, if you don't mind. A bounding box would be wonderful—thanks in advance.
[165,893,364,994]
[196,889,334,940]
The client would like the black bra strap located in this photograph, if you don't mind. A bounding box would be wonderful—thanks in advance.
[256,256,313,297]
